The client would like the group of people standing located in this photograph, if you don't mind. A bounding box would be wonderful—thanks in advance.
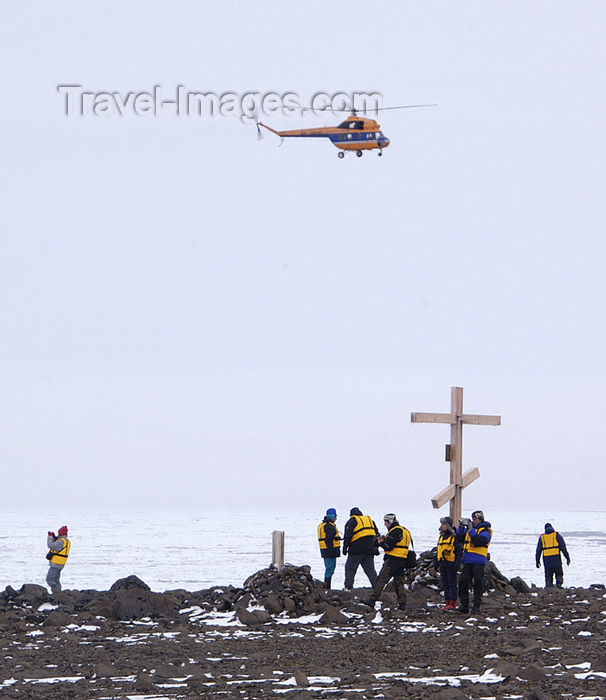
[318,508,571,614]
[43,516,571,600]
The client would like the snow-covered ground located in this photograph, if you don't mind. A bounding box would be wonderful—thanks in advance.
[1,508,604,592]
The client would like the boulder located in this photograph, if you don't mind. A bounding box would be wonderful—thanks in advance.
[109,575,150,592]
[293,668,309,686]
[110,589,179,620]
[319,605,349,625]
[18,584,49,605]
[263,593,284,614]
[42,610,73,627]
[236,608,271,626]
[518,665,548,682]
[524,689,552,700]
[510,576,531,594]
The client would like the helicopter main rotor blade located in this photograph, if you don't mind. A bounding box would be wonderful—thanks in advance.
[301,103,437,114]
[370,103,438,111]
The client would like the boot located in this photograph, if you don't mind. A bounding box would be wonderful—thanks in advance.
[324,577,332,590]
[443,600,455,610]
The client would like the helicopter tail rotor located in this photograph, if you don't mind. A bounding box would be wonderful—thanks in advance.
[254,111,264,140]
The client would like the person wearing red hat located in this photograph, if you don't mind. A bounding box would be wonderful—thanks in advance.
[46,526,71,593]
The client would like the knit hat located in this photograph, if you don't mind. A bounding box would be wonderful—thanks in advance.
[440,516,453,527]
[326,508,337,521]
[471,510,484,521]
[383,513,397,525]
[544,522,553,530]
[350,507,362,516]
[58,526,68,536]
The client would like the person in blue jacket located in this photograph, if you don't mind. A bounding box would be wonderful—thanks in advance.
[536,522,570,588]
[455,510,492,614]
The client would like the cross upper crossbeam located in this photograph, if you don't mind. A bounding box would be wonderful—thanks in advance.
[411,387,501,523]
[411,412,501,426]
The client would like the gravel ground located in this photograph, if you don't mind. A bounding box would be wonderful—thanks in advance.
[1,566,605,699]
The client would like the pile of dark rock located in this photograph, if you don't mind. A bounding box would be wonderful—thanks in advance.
[0,575,182,629]
[0,549,531,629]
[408,549,531,597]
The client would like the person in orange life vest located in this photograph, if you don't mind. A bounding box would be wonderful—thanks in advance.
[46,525,70,593]
[435,516,462,611]
[455,510,492,614]
[342,507,379,590]
[317,508,341,589]
[536,522,570,588]
[364,513,411,610]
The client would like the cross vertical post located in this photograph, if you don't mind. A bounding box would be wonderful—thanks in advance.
[450,386,464,526]
[411,386,501,524]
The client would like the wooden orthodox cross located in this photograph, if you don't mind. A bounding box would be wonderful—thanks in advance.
[411,387,501,524]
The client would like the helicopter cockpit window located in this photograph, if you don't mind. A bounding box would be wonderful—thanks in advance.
[338,120,364,130]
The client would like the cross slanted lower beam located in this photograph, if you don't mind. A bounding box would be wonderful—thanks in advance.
[411,387,501,524]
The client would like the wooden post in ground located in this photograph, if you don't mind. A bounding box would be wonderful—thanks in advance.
[411,386,501,524]
[272,530,285,571]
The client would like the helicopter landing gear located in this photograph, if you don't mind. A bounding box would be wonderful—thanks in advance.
[338,151,345,159]
[378,150,383,156]
[356,150,363,157]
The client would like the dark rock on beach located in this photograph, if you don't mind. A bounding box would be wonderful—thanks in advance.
[1,555,605,698]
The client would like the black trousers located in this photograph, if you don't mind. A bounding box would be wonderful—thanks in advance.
[458,563,485,609]
[545,565,564,588]
[344,553,378,589]
[439,561,458,601]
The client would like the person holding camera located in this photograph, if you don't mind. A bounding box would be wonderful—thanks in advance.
[317,507,341,590]
[435,515,462,611]
[342,507,379,590]
[455,510,492,614]
[46,525,70,594]
[363,513,411,611]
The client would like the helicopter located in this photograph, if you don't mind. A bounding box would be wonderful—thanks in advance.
[256,104,436,158]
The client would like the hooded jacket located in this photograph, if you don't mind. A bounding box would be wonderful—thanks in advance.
[343,508,379,556]
[318,517,341,558]
[456,520,492,565]
[47,534,70,569]
[536,525,570,568]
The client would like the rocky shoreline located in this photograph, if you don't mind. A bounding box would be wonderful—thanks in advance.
[1,553,605,699]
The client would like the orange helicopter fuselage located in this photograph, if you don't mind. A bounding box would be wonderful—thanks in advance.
[259,114,390,153]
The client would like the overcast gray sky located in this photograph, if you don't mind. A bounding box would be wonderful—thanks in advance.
[1,2,605,513]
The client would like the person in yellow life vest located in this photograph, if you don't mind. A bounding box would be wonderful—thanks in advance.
[536,522,570,588]
[318,508,341,590]
[342,507,379,590]
[364,513,411,611]
[46,525,70,593]
[435,516,462,611]
[455,510,492,614]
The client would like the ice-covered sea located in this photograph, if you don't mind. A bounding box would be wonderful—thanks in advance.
[1,508,604,593]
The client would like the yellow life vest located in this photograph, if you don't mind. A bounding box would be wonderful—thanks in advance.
[350,515,375,543]
[317,522,341,551]
[463,524,492,558]
[387,525,411,558]
[50,537,70,566]
[437,532,456,562]
[541,531,560,557]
